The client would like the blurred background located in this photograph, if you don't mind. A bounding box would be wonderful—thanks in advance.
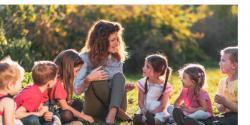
[0,5,237,74]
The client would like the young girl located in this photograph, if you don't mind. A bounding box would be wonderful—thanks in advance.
[133,54,173,125]
[172,64,212,125]
[43,49,94,124]
[213,46,238,125]
[0,57,24,125]
[74,20,132,124]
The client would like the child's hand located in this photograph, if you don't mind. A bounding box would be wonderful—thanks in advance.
[38,106,49,116]
[125,83,135,92]
[215,94,226,105]
[43,111,53,122]
[82,114,94,123]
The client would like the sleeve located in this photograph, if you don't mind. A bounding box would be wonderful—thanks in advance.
[54,82,67,100]
[136,78,146,93]
[163,83,173,95]
[73,54,89,94]
[199,91,210,101]
[178,88,186,101]
[216,78,225,95]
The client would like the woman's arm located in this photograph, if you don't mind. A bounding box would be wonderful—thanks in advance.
[74,64,108,95]
[58,100,94,122]
[3,98,15,125]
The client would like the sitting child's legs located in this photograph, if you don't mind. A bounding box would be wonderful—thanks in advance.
[133,114,144,125]
[59,110,75,124]
[186,110,211,120]
[21,115,41,125]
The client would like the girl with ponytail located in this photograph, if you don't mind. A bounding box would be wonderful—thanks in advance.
[133,54,173,125]
[171,64,212,125]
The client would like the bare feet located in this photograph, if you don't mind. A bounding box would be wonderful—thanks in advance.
[105,107,117,124]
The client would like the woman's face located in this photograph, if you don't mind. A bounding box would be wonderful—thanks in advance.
[108,32,119,54]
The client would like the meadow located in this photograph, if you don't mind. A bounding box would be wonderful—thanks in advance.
[22,68,224,125]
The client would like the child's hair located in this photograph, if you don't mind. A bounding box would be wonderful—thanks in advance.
[32,61,58,86]
[179,64,206,96]
[144,54,172,100]
[82,19,128,68]
[220,46,238,63]
[54,49,84,100]
[0,57,25,89]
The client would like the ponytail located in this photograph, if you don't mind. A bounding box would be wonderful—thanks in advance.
[158,67,172,101]
[144,77,149,94]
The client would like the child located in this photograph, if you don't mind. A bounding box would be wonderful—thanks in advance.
[0,57,24,125]
[172,64,212,125]
[133,54,173,125]
[213,46,238,125]
[14,61,58,125]
[43,49,94,124]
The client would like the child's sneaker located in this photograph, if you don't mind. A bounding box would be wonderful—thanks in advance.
[145,112,155,125]
[133,114,144,125]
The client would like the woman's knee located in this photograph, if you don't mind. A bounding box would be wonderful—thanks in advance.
[71,100,83,112]
[113,73,125,84]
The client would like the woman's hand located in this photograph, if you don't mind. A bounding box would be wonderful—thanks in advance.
[87,66,108,81]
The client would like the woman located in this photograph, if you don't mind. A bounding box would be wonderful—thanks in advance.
[74,20,132,125]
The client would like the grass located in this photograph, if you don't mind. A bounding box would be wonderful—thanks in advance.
[22,68,225,125]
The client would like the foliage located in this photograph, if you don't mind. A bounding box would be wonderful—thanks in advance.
[0,5,237,73]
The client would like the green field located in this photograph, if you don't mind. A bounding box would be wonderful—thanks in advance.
[22,68,225,125]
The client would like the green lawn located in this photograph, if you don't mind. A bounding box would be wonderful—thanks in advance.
[22,68,225,125]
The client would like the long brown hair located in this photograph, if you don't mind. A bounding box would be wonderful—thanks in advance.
[179,64,206,96]
[54,49,83,100]
[82,20,127,68]
[144,54,172,101]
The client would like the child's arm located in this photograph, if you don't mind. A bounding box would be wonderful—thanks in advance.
[174,91,184,108]
[58,99,94,123]
[215,94,238,112]
[2,98,15,125]
[16,106,48,119]
[138,89,146,114]
[152,93,170,114]
[182,98,209,113]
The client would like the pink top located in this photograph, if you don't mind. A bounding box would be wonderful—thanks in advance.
[0,94,5,116]
[179,88,213,115]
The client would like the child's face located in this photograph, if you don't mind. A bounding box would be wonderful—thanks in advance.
[181,72,194,88]
[142,61,155,78]
[47,76,57,88]
[108,32,119,54]
[219,53,237,75]
[73,65,82,77]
